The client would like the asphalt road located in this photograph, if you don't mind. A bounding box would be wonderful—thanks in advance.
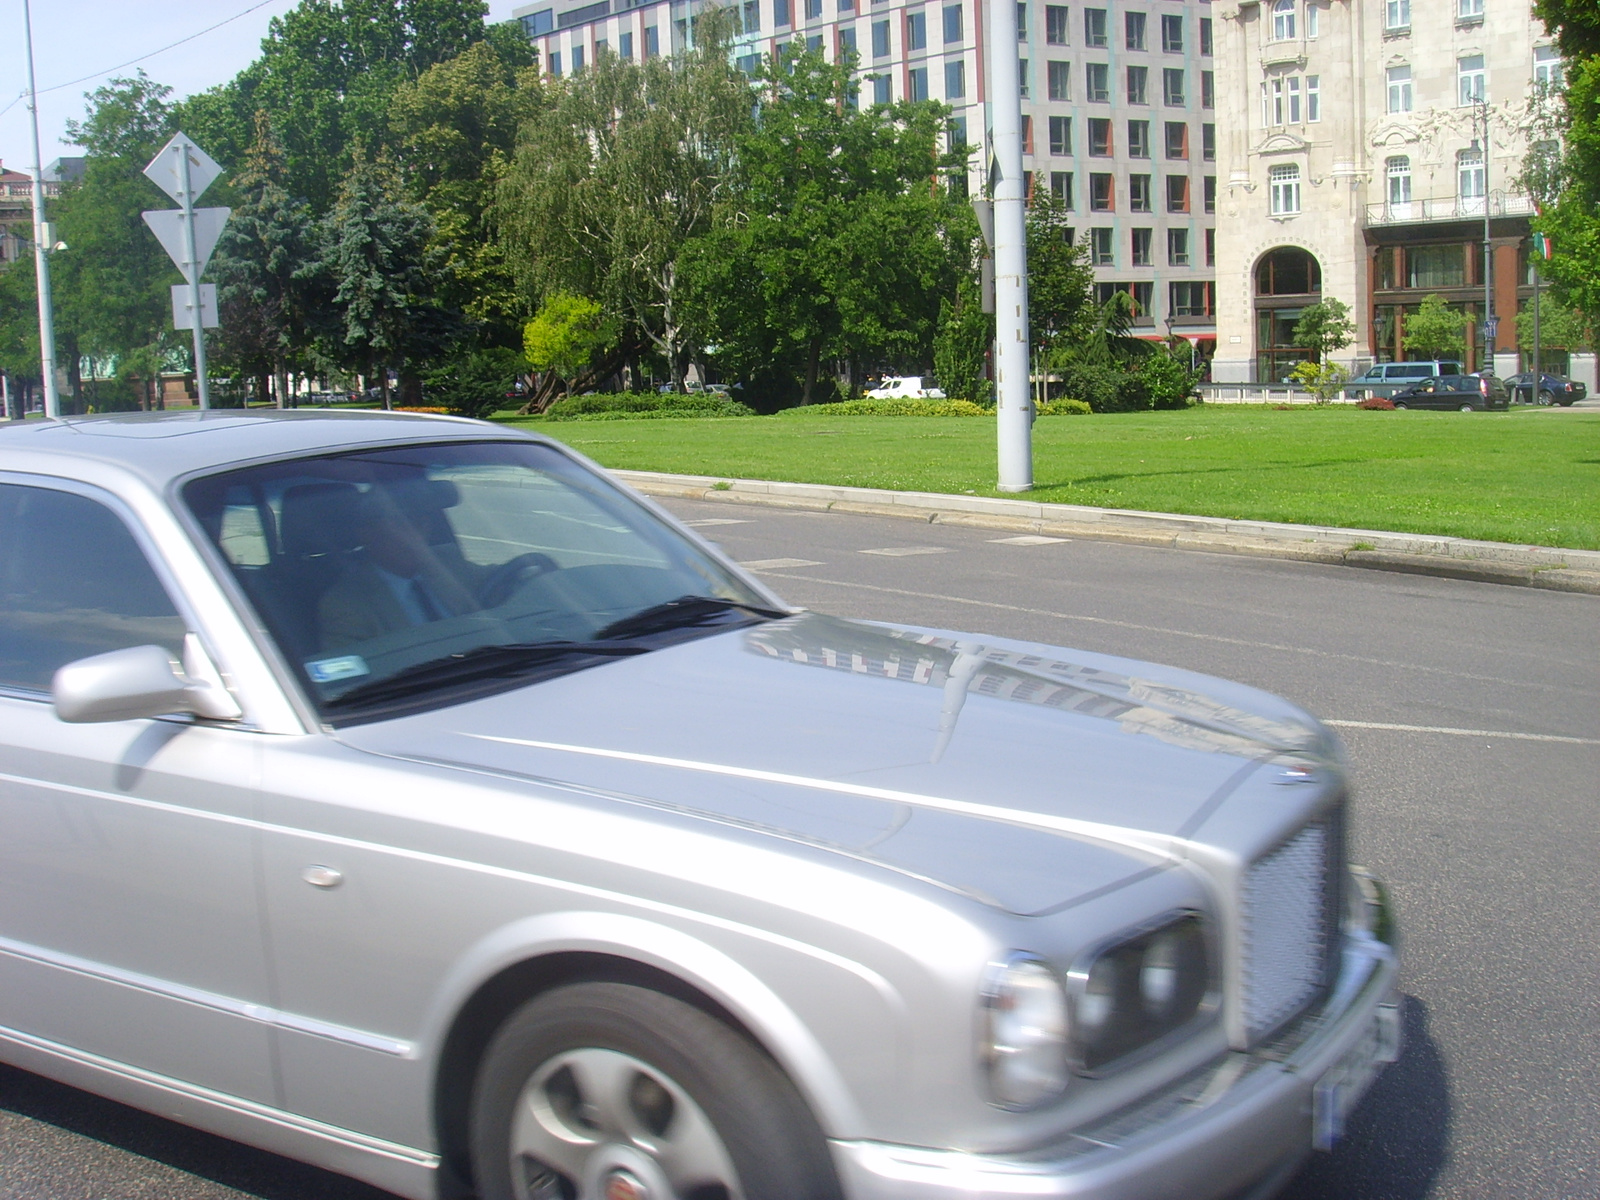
[4,495,1598,1200]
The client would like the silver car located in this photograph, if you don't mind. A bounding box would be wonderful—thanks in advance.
[0,412,1399,1200]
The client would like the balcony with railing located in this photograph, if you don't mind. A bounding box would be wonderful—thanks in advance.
[1365,190,1535,227]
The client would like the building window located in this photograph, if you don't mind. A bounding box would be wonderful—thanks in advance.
[1128,119,1150,157]
[1202,123,1215,160]
[1306,4,1319,37]
[1086,62,1110,101]
[944,3,963,42]
[1167,174,1190,211]
[1205,228,1215,265]
[521,8,554,35]
[1049,114,1073,154]
[1535,45,1563,87]
[840,26,857,55]
[1387,155,1412,208]
[1126,11,1147,50]
[1048,60,1071,100]
[1163,68,1186,106]
[1128,65,1149,104]
[873,74,892,103]
[776,0,791,24]
[1022,114,1034,153]
[1387,65,1412,111]
[1161,13,1183,52]
[1458,0,1483,18]
[1088,117,1113,155]
[1458,148,1485,201]
[1130,173,1152,210]
[1287,76,1302,122]
[870,19,889,55]
[1269,163,1300,214]
[1385,0,1409,29]
[909,66,929,100]
[1202,69,1215,108]
[907,10,927,48]
[1132,227,1153,265]
[1164,121,1188,158]
[1200,16,1213,55]
[1132,280,1153,315]
[549,49,562,75]
[1051,170,1074,205]
[571,43,585,72]
[1203,175,1216,212]
[1024,171,1035,204]
[620,30,635,58]
[1272,0,1296,41]
[1168,228,1190,266]
[594,36,609,57]
[645,26,659,55]
[1019,57,1030,96]
[806,33,824,50]
[736,51,761,74]
[1090,173,1115,210]
[949,115,967,147]
[1046,4,1069,44]
[842,0,855,11]
[1458,54,1485,105]
[1090,227,1115,264]
[1085,8,1107,46]
[1171,280,1212,316]
[1307,74,1320,120]
[946,59,966,97]
[806,0,823,19]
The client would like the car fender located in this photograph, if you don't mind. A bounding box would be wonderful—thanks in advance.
[414,908,888,1136]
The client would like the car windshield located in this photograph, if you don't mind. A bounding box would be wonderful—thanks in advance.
[184,439,778,722]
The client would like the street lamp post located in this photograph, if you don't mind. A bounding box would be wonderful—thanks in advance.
[1478,97,1494,373]
[22,0,61,419]
[987,0,1032,492]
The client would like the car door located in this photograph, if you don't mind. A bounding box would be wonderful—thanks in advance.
[0,479,276,1104]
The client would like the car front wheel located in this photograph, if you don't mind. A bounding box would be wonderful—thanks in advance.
[1459,403,1475,412]
[1393,401,1408,409]
[469,982,842,1200]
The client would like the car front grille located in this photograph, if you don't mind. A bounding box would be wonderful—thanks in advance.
[1240,809,1344,1043]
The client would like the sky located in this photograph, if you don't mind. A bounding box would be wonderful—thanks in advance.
[0,0,525,175]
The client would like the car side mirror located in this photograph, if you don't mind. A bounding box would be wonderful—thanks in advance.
[52,644,241,724]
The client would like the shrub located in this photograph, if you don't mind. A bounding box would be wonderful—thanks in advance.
[540,392,756,420]
[1135,351,1201,410]
[1035,398,1093,415]
[424,347,524,420]
[1357,396,1395,410]
[780,397,991,417]
[1056,363,1128,412]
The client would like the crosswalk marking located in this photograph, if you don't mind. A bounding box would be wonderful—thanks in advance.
[859,547,954,557]
[990,535,1070,545]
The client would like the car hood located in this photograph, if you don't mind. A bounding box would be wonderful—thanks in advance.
[336,612,1329,915]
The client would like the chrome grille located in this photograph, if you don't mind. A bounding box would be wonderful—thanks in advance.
[1240,817,1338,1042]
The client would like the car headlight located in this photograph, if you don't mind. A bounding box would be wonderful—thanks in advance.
[979,955,1070,1109]
[1068,914,1213,1073]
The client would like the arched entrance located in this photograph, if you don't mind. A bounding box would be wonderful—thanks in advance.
[1254,247,1322,382]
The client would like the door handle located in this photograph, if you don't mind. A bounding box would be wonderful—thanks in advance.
[300,865,343,889]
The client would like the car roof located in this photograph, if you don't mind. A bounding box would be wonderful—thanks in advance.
[0,411,540,490]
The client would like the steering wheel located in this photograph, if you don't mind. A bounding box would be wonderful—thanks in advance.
[479,551,558,607]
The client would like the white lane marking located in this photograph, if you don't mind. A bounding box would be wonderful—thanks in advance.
[470,735,1183,863]
[740,558,824,570]
[859,547,954,557]
[685,519,752,527]
[990,535,1071,545]
[750,572,1600,700]
[1324,720,1600,746]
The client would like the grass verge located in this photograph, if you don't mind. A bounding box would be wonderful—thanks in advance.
[496,404,1600,550]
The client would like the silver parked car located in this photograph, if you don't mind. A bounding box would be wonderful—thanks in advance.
[0,412,1399,1200]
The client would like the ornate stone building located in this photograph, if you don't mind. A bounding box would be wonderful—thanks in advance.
[1209,0,1584,386]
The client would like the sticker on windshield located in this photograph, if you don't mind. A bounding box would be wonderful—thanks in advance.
[305,655,370,684]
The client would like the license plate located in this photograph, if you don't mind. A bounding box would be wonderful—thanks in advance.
[1312,1000,1402,1151]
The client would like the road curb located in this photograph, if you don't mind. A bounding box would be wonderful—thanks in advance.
[613,470,1600,596]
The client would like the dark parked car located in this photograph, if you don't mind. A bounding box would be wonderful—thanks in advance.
[1506,372,1587,406]
[1391,374,1510,411]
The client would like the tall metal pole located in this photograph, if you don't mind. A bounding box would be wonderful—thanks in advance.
[22,0,61,419]
[987,0,1031,492]
[1532,253,1541,395]
[1481,98,1492,373]
[176,143,212,409]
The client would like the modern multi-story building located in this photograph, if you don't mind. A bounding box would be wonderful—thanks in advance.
[1210,0,1587,386]
[511,0,1219,362]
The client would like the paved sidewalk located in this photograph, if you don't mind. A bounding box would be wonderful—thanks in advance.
[616,470,1600,596]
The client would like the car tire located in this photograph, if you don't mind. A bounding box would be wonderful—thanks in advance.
[1393,401,1408,410]
[469,982,842,1200]
[1539,389,1555,406]
[1459,403,1475,412]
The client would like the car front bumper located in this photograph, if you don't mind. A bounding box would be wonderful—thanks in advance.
[832,934,1399,1200]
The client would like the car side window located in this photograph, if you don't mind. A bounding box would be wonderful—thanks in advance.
[0,483,187,693]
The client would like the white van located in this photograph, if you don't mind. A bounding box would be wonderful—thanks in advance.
[1347,361,1466,397]
[864,375,947,399]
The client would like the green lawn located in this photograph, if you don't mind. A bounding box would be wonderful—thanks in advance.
[497,405,1600,550]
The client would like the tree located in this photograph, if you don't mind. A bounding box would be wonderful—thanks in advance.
[1026,189,1096,361]
[1515,298,1592,355]
[424,345,523,419]
[321,151,452,406]
[1288,360,1351,404]
[1292,298,1356,361]
[521,292,618,404]
[1402,294,1467,359]
[678,44,960,403]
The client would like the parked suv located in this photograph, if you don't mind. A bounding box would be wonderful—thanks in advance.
[1347,361,1467,398]
[1506,371,1587,406]
[1391,373,1510,411]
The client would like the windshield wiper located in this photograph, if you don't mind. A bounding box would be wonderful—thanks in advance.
[322,640,653,712]
[593,595,788,641]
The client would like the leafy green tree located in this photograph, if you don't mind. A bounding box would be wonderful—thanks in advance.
[1292,298,1356,361]
[321,151,451,406]
[423,345,523,418]
[1402,294,1467,359]
[522,292,618,405]
[1515,298,1592,355]
[498,11,752,393]
[1287,360,1351,404]
[1026,189,1095,360]
[678,45,959,403]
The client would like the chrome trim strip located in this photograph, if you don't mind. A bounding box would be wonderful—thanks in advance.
[0,1019,438,1168]
[0,933,411,1057]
